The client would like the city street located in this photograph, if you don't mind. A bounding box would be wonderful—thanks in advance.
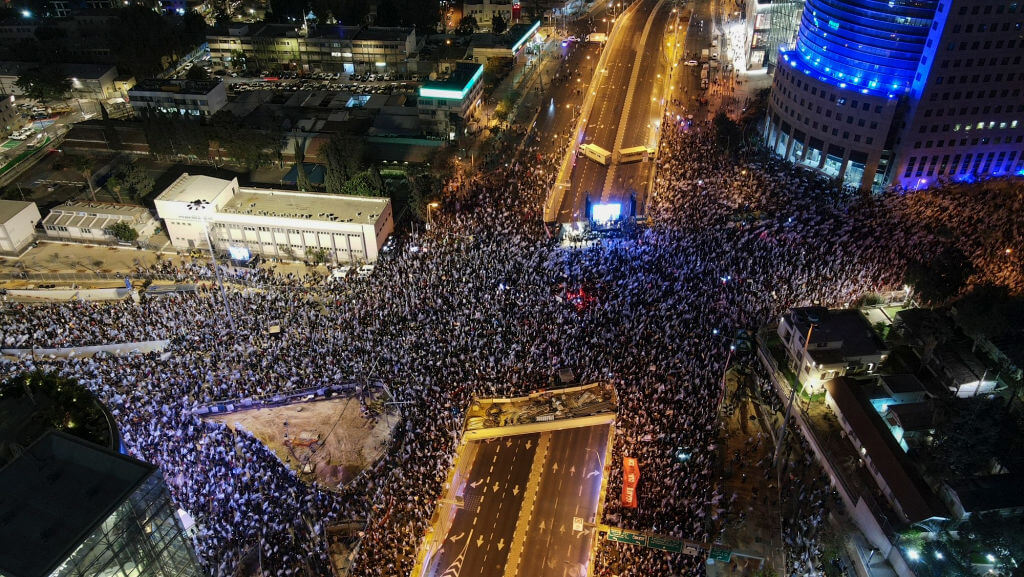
[422,424,610,577]
[549,0,680,223]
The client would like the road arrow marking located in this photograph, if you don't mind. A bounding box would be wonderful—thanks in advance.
[497,539,506,551]
[506,439,512,448]
[492,482,500,493]
[539,520,546,530]
[449,532,466,543]
[512,485,520,496]
[525,439,533,449]
[586,469,600,479]
[569,465,576,476]
[476,535,485,548]
[552,462,559,472]
[470,479,483,489]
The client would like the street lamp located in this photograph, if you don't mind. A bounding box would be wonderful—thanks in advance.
[186,200,237,333]
[426,201,440,230]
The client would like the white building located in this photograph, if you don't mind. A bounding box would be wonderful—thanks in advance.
[128,79,228,118]
[0,199,40,253]
[462,0,514,31]
[41,201,159,243]
[154,174,394,263]
[778,306,889,394]
[417,62,485,140]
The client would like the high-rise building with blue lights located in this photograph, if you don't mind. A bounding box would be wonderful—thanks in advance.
[764,0,1024,190]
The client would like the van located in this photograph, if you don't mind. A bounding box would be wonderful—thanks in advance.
[357,264,374,277]
[331,266,353,281]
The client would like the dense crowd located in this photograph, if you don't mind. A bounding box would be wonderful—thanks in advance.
[1,96,1021,577]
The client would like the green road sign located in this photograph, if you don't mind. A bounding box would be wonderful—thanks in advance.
[709,548,732,562]
[606,528,647,546]
[647,535,683,553]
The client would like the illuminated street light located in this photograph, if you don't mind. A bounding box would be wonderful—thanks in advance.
[907,549,920,562]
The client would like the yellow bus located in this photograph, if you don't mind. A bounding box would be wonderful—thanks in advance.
[617,146,655,164]
[580,143,612,165]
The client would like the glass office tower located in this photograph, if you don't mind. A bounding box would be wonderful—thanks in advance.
[764,0,939,189]
[0,431,204,577]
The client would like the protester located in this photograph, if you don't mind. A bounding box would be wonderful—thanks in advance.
[1,106,1018,577]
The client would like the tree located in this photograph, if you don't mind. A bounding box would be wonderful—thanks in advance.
[923,397,1007,478]
[323,133,365,194]
[15,65,71,104]
[66,154,97,201]
[342,168,385,197]
[953,284,1024,340]
[107,162,155,202]
[456,14,478,35]
[904,245,974,305]
[230,50,249,72]
[305,246,328,264]
[186,66,210,80]
[965,512,1024,574]
[106,221,139,243]
[296,162,312,191]
[712,111,742,155]
[491,13,507,34]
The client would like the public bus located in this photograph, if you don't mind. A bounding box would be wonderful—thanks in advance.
[617,146,654,164]
[580,143,612,165]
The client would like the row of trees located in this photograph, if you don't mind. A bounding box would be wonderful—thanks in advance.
[2,6,207,79]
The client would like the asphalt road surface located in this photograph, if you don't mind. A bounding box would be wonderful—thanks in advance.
[557,0,674,222]
[516,425,611,577]
[423,424,611,577]
[427,434,539,577]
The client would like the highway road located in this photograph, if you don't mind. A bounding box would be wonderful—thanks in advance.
[516,425,610,577]
[426,433,538,577]
[554,0,685,223]
[421,424,611,577]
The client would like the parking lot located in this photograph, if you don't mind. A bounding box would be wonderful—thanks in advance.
[225,74,419,96]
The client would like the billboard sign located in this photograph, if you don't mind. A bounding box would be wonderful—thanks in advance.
[621,456,639,508]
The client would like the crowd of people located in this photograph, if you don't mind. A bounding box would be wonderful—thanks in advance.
[1,90,1020,577]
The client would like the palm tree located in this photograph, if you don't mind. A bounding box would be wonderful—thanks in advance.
[67,155,97,201]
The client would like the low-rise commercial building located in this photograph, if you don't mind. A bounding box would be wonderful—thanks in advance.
[466,20,541,66]
[0,93,20,138]
[128,79,227,117]
[462,0,514,31]
[824,377,947,525]
[778,306,889,394]
[417,61,484,140]
[0,199,40,253]
[155,174,394,263]
[207,24,417,76]
[41,201,160,243]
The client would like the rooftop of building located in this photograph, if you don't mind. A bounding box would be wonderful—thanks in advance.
[129,78,223,95]
[0,199,35,223]
[826,377,946,524]
[223,187,389,225]
[419,62,484,99]
[62,62,116,79]
[156,173,236,204]
[306,24,362,40]
[884,402,934,432]
[353,26,415,42]
[48,200,151,219]
[0,431,154,577]
[789,306,888,357]
[880,373,928,396]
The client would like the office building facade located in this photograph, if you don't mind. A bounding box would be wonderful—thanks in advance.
[763,0,1024,190]
[0,431,203,577]
[155,174,394,263]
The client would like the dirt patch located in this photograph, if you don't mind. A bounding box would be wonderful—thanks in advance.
[208,396,398,490]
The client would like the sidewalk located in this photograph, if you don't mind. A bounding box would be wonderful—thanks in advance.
[708,366,785,577]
